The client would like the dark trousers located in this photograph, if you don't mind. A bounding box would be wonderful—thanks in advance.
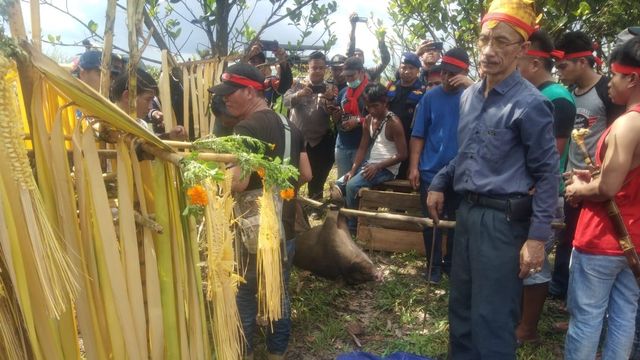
[449,200,528,360]
[419,180,459,273]
[306,133,336,200]
[549,202,582,299]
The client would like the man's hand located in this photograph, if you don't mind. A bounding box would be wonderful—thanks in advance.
[349,12,358,24]
[519,239,545,279]
[247,43,263,61]
[168,125,187,141]
[564,169,591,206]
[448,74,474,89]
[362,163,381,181]
[321,84,338,101]
[341,117,359,131]
[426,191,444,223]
[296,86,313,99]
[343,170,355,183]
[274,47,288,63]
[408,167,420,190]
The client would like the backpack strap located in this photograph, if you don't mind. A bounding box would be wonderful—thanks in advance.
[277,113,291,160]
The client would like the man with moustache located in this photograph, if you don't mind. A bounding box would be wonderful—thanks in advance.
[427,1,559,358]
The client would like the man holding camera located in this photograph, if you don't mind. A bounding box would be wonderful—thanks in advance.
[284,51,338,200]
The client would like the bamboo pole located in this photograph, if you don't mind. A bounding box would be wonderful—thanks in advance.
[297,197,566,230]
[29,0,41,51]
[100,0,117,97]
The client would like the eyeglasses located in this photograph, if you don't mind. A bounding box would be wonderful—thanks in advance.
[477,35,522,50]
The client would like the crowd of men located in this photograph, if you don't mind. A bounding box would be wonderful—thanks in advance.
[70,0,640,358]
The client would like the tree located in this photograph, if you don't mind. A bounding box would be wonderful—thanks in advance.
[387,0,640,72]
[34,0,337,61]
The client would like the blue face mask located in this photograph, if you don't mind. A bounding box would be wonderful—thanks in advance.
[347,78,362,88]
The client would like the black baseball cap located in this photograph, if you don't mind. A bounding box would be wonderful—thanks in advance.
[76,50,124,76]
[440,48,470,74]
[208,63,266,96]
[341,57,364,76]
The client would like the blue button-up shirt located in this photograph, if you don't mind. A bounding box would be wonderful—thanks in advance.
[430,70,559,241]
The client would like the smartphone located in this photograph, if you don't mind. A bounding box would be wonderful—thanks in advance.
[260,40,279,52]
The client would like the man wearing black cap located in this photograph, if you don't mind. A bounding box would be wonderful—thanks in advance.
[330,54,348,92]
[408,48,470,284]
[209,62,311,360]
[387,52,424,179]
[347,14,390,82]
[331,57,368,178]
[284,51,338,200]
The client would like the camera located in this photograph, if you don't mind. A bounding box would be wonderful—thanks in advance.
[259,40,279,52]
[310,84,327,94]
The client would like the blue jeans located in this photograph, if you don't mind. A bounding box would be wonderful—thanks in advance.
[565,249,640,360]
[419,179,459,273]
[236,239,295,355]
[335,145,358,179]
[336,163,395,231]
[632,300,640,360]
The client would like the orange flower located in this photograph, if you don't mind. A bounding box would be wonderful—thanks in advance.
[256,167,266,178]
[279,188,295,201]
[187,185,208,206]
[269,143,276,150]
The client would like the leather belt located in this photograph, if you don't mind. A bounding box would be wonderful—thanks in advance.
[464,192,509,212]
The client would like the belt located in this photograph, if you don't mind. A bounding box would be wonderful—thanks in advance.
[464,192,509,212]
[464,192,533,221]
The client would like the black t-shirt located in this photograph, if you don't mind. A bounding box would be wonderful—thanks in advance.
[234,109,305,240]
[388,86,414,137]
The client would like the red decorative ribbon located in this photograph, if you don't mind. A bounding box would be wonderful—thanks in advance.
[526,49,565,60]
[562,51,603,66]
[442,56,469,70]
[481,12,536,37]
[612,62,640,75]
[221,72,264,90]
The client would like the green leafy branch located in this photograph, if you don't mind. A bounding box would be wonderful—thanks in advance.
[191,134,299,190]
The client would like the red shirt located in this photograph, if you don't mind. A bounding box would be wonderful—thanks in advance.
[574,104,640,255]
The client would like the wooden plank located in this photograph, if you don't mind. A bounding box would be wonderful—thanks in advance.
[371,179,415,193]
[359,215,424,232]
[359,189,423,213]
[357,226,425,255]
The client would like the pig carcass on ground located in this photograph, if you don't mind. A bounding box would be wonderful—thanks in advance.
[293,205,380,285]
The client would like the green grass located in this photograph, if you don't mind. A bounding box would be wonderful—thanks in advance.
[281,251,568,359]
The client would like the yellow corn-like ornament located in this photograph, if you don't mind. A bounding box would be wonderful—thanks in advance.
[203,171,244,359]
[256,186,284,324]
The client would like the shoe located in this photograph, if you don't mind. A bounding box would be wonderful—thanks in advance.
[423,267,442,284]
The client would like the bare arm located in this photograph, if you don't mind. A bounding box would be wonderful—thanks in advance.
[346,117,371,180]
[298,152,312,184]
[567,113,640,201]
[408,137,425,189]
[230,165,251,193]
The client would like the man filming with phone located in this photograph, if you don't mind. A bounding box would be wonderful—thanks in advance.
[246,39,293,108]
[284,51,338,201]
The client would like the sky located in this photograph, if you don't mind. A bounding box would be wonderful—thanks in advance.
[17,0,396,67]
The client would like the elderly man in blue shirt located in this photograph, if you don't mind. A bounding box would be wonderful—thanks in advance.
[426,0,560,358]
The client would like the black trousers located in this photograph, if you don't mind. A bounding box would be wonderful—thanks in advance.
[306,132,336,200]
[549,201,581,299]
